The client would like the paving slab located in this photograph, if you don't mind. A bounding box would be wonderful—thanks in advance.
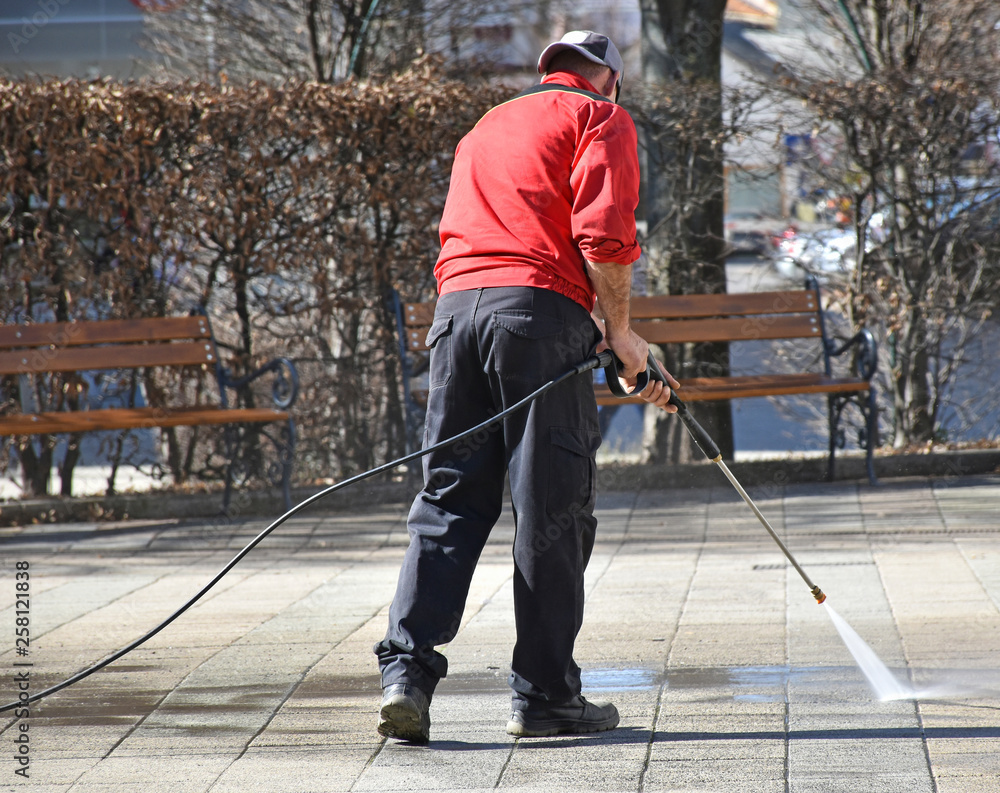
[1,474,999,791]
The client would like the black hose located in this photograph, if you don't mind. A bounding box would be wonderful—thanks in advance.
[0,351,613,714]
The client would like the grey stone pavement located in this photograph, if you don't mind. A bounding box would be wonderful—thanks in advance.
[2,472,1000,792]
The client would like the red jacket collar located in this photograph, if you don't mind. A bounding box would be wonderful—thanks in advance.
[540,70,604,97]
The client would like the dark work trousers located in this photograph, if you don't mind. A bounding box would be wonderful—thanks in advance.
[374,286,603,704]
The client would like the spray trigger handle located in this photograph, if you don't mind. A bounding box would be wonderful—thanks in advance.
[603,350,681,408]
[603,350,655,398]
[603,350,721,461]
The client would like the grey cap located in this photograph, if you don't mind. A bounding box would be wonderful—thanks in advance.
[537,30,624,98]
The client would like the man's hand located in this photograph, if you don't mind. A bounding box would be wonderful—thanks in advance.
[640,352,681,412]
[586,258,679,412]
[595,325,680,413]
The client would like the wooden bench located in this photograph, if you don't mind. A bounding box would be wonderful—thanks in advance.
[0,313,299,510]
[395,278,878,483]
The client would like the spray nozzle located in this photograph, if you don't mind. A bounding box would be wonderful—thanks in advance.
[811,586,827,604]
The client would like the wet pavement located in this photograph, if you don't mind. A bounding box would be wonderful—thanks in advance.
[2,473,1000,792]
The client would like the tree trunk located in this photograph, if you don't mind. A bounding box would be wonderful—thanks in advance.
[892,311,935,447]
[639,0,734,464]
[18,439,53,498]
[17,266,72,496]
[58,435,82,497]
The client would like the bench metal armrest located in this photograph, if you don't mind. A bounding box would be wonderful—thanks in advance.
[825,329,878,380]
[220,357,300,410]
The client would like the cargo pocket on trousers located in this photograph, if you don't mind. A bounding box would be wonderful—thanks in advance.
[492,309,565,383]
[425,314,453,388]
[547,426,602,518]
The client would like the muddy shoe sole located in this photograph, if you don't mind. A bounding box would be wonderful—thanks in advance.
[377,686,430,744]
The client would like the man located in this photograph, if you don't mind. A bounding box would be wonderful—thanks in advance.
[374,30,679,743]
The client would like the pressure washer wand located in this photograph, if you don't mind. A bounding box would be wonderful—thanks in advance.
[605,351,826,604]
[708,452,826,604]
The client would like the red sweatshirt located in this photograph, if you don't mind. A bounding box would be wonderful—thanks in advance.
[434,70,641,311]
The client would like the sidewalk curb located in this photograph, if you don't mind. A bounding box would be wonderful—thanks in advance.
[2,450,998,528]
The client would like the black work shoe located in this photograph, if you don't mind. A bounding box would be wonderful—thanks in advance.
[377,683,431,743]
[506,694,619,737]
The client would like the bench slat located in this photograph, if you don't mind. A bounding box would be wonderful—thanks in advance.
[404,302,436,327]
[627,290,818,319]
[595,374,869,405]
[0,341,217,376]
[635,315,822,344]
[0,316,211,350]
[406,329,431,351]
[403,294,823,350]
[0,406,290,436]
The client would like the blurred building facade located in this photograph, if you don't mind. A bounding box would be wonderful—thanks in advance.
[1,0,146,79]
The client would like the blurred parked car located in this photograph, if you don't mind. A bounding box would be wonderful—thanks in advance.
[772,227,864,280]
[724,211,782,255]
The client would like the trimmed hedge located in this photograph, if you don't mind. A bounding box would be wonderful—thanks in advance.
[0,62,507,496]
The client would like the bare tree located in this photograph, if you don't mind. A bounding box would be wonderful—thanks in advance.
[769,0,1000,448]
[139,0,564,83]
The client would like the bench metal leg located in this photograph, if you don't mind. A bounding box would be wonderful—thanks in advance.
[277,419,295,510]
[827,391,878,485]
[222,426,240,516]
[221,421,296,515]
[827,394,842,482]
